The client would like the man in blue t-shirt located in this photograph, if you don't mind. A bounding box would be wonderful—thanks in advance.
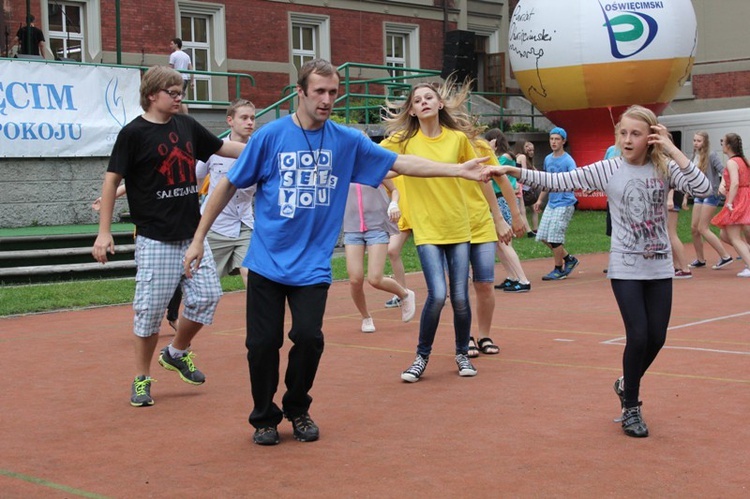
[184,59,489,446]
[533,127,580,280]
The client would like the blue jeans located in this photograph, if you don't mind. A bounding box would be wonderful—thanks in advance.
[415,242,471,357]
[470,242,496,283]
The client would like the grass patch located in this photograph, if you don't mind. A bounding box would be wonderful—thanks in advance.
[0,210,698,317]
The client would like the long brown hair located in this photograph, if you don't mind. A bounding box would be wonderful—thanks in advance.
[484,128,513,159]
[724,133,749,167]
[383,78,482,151]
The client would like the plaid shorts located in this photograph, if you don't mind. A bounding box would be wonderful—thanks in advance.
[536,205,575,244]
[133,235,222,337]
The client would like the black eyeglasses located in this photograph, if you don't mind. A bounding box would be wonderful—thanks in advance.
[161,89,185,99]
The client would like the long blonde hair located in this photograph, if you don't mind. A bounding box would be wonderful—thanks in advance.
[620,105,669,177]
[382,78,483,151]
[693,131,710,173]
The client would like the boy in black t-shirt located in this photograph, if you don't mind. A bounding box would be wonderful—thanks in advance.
[92,66,245,407]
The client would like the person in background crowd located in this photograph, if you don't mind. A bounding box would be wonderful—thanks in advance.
[711,133,750,276]
[688,131,733,270]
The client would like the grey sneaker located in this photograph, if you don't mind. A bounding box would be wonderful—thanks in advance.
[456,354,478,377]
[290,413,320,442]
[401,354,428,382]
[158,346,206,385]
[621,403,649,438]
[253,426,280,446]
[130,375,155,407]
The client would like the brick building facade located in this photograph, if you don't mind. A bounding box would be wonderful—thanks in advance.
[2,0,507,109]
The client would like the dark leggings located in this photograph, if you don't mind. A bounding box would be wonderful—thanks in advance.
[610,278,672,407]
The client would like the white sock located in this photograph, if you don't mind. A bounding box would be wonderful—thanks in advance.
[168,344,187,359]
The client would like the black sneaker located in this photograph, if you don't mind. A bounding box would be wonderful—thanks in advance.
[158,346,206,385]
[290,413,319,442]
[253,426,280,446]
[621,403,649,438]
[563,255,579,275]
[130,375,155,407]
[712,256,734,269]
[688,259,706,268]
[401,354,428,382]
[456,354,477,377]
[494,278,518,290]
[504,281,531,293]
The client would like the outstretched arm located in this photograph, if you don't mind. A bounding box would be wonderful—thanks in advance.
[184,176,238,277]
[391,154,490,182]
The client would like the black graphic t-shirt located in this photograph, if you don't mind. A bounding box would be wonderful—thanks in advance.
[108,114,223,241]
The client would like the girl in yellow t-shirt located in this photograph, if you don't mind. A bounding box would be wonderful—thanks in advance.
[380,80,515,382]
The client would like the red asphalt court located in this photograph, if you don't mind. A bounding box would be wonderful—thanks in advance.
[1,252,749,497]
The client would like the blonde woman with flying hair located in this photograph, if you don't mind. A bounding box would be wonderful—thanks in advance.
[688,131,733,269]
[487,105,710,439]
[380,79,517,382]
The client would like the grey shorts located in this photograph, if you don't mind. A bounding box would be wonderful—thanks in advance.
[133,235,222,337]
[536,205,575,244]
[207,226,252,277]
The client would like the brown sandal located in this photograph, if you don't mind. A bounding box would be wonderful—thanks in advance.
[477,337,500,355]
[468,336,480,358]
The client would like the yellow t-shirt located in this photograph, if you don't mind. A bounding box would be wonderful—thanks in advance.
[390,174,411,232]
[460,140,499,244]
[380,128,474,246]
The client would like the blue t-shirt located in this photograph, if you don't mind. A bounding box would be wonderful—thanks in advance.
[543,152,578,208]
[227,116,397,285]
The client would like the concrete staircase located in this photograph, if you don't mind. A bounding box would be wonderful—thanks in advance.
[0,232,137,284]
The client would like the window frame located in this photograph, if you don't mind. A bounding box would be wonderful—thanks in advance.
[384,23,420,73]
[41,0,100,61]
[289,13,331,81]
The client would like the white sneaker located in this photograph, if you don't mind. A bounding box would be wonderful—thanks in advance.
[737,268,750,278]
[361,317,376,333]
[401,290,416,322]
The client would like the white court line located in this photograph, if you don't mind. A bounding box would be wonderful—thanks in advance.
[600,310,750,355]
[667,310,750,330]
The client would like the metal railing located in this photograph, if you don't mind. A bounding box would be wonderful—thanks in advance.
[257,62,543,131]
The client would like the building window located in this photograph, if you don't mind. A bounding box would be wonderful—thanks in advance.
[289,13,331,77]
[385,33,406,79]
[384,24,419,83]
[47,2,83,61]
[180,14,212,103]
[43,0,101,61]
[292,24,317,71]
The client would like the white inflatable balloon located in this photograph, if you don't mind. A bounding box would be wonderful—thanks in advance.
[508,0,697,208]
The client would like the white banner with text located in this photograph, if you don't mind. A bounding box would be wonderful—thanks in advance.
[0,60,142,157]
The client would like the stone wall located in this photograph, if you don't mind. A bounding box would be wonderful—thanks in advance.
[0,157,129,228]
